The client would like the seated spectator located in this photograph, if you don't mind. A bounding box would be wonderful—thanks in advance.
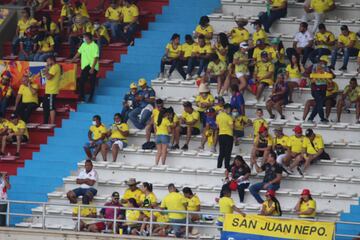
[139,182,158,236]
[0,172,10,226]
[154,108,172,165]
[160,183,188,238]
[194,16,213,43]
[128,78,155,130]
[0,74,13,118]
[39,14,60,52]
[72,195,97,231]
[214,96,225,112]
[228,42,249,93]
[180,101,201,151]
[330,25,360,71]
[254,51,275,100]
[286,22,314,67]
[309,23,335,64]
[250,126,273,167]
[271,127,289,165]
[250,20,268,50]
[195,84,214,126]
[33,32,54,62]
[252,108,268,137]
[18,26,37,61]
[219,155,251,203]
[260,190,282,216]
[69,15,86,58]
[101,113,129,162]
[252,39,276,64]
[151,211,170,236]
[230,84,245,115]
[121,83,139,123]
[216,188,245,230]
[167,107,181,150]
[266,73,289,119]
[259,0,287,33]
[227,18,249,62]
[122,178,143,205]
[67,159,98,204]
[233,110,251,146]
[250,151,282,203]
[199,108,217,152]
[283,125,304,169]
[74,0,90,19]
[15,74,39,123]
[271,38,286,77]
[286,54,304,103]
[1,114,28,157]
[159,33,182,80]
[186,35,212,80]
[59,0,74,31]
[182,187,201,223]
[118,0,139,45]
[122,198,141,235]
[92,19,110,57]
[295,189,316,218]
[214,32,229,63]
[206,54,227,95]
[177,34,196,80]
[302,0,335,34]
[84,115,107,161]
[12,7,37,55]
[336,78,360,123]
[104,0,122,39]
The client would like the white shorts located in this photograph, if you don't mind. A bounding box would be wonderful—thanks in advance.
[235,72,249,78]
[288,78,301,84]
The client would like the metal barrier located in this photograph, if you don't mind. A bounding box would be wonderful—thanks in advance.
[0,199,360,239]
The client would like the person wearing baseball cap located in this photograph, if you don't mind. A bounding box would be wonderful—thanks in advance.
[230,42,250,92]
[295,189,316,218]
[250,125,273,168]
[254,50,275,101]
[258,0,287,33]
[253,39,276,63]
[214,96,225,113]
[283,125,304,170]
[260,189,282,216]
[228,18,249,62]
[121,83,139,123]
[271,127,289,163]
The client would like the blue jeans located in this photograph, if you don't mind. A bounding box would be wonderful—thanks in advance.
[104,21,120,39]
[259,8,287,33]
[0,97,9,117]
[331,47,359,69]
[187,57,209,76]
[309,48,331,64]
[118,23,138,44]
[69,36,81,58]
[121,107,132,123]
[128,106,152,129]
[33,52,53,62]
[97,36,109,57]
[160,58,178,74]
[12,36,20,55]
[18,52,34,61]
[309,89,326,121]
[249,182,280,203]
[169,218,186,238]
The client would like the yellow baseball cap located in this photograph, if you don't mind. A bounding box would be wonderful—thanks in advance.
[319,55,329,64]
[129,82,137,89]
[138,78,147,87]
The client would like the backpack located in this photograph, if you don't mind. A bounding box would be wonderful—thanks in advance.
[142,141,156,150]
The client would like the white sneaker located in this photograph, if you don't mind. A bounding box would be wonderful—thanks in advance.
[186,74,192,80]
[159,73,164,79]
[164,73,170,80]
[194,74,200,79]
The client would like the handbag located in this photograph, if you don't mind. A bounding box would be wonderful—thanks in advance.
[229,180,238,191]
[309,139,330,160]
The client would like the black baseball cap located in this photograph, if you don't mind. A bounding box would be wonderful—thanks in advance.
[112,192,120,198]
[305,129,314,137]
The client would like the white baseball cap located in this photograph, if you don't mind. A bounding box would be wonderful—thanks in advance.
[239,42,249,49]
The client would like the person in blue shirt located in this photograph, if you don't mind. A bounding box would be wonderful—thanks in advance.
[121,82,138,123]
[18,27,37,61]
[199,108,218,152]
[230,84,245,115]
[128,78,156,129]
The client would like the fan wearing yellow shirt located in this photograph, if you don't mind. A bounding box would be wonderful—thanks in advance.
[336,78,360,123]
[254,51,275,100]
[144,99,164,145]
[194,16,213,43]
[43,56,61,124]
[309,24,335,64]
[0,75,13,118]
[180,101,201,151]
[283,125,304,168]
[270,38,286,79]
[168,107,181,150]
[160,34,182,79]
[69,15,86,58]
[303,0,335,33]
[233,110,251,146]
[33,33,54,62]
[92,20,110,57]
[101,113,129,162]
[252,39,277,63]
[271,127,289,165]
[286,54,305,103]
[123,198,141,235]
[214,33,229,63]
[154,108,172,165]
[227,18,249,62]
[118,0,139,45]
[216,188,245,229]
[259,0,288,33]
[195,84,215,126]
[206,54,227,95]
[177,35,196,79]
[228,42,249,93]
[183,187,201,223]
[15,74,39,123]
[40,15,60,52]
[122,178,143,205]
[295,189,316,218]
[139,182,158,236]
[252,108,268,137]
[251,20,268,47]
[104,0,122,39]
[59,0,74,31]
[84,115,107,161]
[74,0,90,19]
[330,25,360,71]
[250,126,273,166]
[199,108,218,152]
[72,195,97,231]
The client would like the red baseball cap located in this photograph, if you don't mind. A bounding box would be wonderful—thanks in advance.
[301,189,311,196]
[265,189,276,197]
[259,126,268,134]
[293,125,302,134]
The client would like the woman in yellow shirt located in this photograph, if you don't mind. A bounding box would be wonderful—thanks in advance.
[260,190,282,216]
[33,32,55,62]
[183,187,201,222]
[194,16,213,43]
[39,14,60,52]
[259,0,288,33]
[155,108,172,165]
[295,189,316,218]
[286,54,304,103]
[214,33,229,63]
[139,182,158,236]
[270,38,286,79]
[177,34,196,79]
[227,18,249,62]
[15,74,39,123]
[160,33,181,79]
[123,198,141,235]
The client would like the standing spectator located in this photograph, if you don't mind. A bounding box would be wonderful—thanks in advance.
[230,84,245,115]
[227,18,249,62]
[0,172,10,226]
[160,184,188,238]
[302,0,335,34]
[43,55,61,124]
[259,190,282,216]
[186,35,212,80]
[309,23,335,64]
[0,75,12,118]
[72,195,97,231]
[59,0,74,31]
[122,178,143,205]
[118,0,139,45]
[214,32,229,63]
[101,113,129,162]
[159,34,182,80]
[104,0,122,40]
[154,108,172,165]
[216,103,234,170]
[195,84,214,126]
[286,54,304,103]
[92,20,110,57]
[330,25,360,71]
[250,126,273,167]
[336,78,360,123]
[177,35,195,80]
[180,101,201,151]
[84,115,107,161]
[194,16,213,43]
[295,189,316,218]
[128,78,155,130]
[33,32,54,62]
[266,73,289,119]
[206,54,227,95]
[15,74,39,123]
[72,33,99,103]
[259,0,287,33]
[219,155,251,203]
[249,151,283,204]
[121,83,138,123]
[199,108,217,152]
[286,22,314,66]
[67,159,98,204]
[254,51,274,101]
[1,114,29,157]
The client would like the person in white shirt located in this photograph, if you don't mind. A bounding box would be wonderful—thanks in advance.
[0,172,10,226]
[286,22,314,66]
[66,160,98,204]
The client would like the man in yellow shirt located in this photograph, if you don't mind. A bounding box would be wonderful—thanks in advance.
[259,0,288,33]
[180,101,201,151]
[309,23,335,64]
[44,56,61,124]
[160,183,188,238]
[186,35,212,80]
[84,115,107,161]
[1,114,29,157]
[216,188,245,229]
[336,78,360,123]
[330,25,360,71]
[254,51,274,100]
[228,18,249,62]
[104,0,122,39]
[122,178,143,205]
[302,0,335,33]
[177,34,195,79]
[283,125,304,168]
[92,20,110,57]
[118,0,139,45]
[15,74,39,123]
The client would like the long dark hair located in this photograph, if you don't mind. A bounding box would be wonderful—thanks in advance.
[270,196,282,216]
[277,40,284,52]
[218,32,229,48]
[157,108,167,127]
[143,182,153,192]
[41,14,52,33]
[232,155,250,170]
[128,198,139,208]
[290,54,301,73]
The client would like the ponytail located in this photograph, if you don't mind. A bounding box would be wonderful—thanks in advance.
[272,196,282,216]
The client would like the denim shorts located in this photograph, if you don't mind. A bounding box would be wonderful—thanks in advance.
[156,135,170,144]
[169,218,186,238]
[234,130,244,138]
[84,139,104,149]
[106,139,128,149]
[72,187,97,197]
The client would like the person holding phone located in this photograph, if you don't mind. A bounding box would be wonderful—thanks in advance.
[295,189,316,218]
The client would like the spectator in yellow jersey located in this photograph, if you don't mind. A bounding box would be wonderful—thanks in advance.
[92,20,110,57]
[122,178,143,205]
[15,74,39,123]
[228,42,249,93]
[168,107,181,150]
[101,113,129,162]
[283,125,304,169]
[84,115,107,161]
[154,108,172,165]
[295,189,316,218]
[271,127,289,165]
[69,15,86,58]
[206,54,227,95]
[180,102,201,151]
[123,198,141,235]
[72,195,97,231]
[183,187,201,235]
[199,108,218,152]
[186,35,212,80]
[250,20,268,52]
[144,99,164,145]
[330,25,360,71]
[59,0,74,31]
[302,0,335,34]
[227,18,249,62]
[195,83,214,126]
[0,74,12,118]
[74,0,90,19]
[250,126,273,167]
[254,51,275,101]
[194,16,213,43]
[266,73,289,119]
[33,32,54,62]
[214,33,229,63]
[43,56,61,124]
[139,182,158,236]
[260,190,282,216]
[159,34,182,80]
[39,14,60,52]
[177,35,196,80]
[286,54,304,103]
[270,38,286,78]
[118,0,139,45]
[336,78,360,123]
[104,0,122,39]
[233,110,251,146]
[309,24,335,64]
[259,0,287,33]
[252,108,268,137]
[252,39,277,64]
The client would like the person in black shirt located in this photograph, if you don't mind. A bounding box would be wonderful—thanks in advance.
[219,156,251,203]
[249,151,283,203]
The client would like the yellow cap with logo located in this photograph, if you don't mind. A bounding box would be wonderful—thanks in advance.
[138,78,147,87]
[129,82,137,89]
